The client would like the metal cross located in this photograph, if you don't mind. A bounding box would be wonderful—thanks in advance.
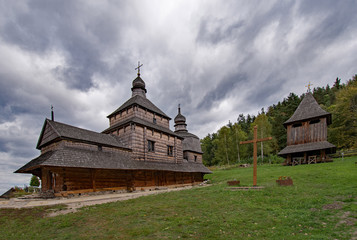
[305,82,313,92]
[135,61,143,76]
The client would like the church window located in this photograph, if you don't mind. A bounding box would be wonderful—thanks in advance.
[167,146,173,156]
[309,119,320,124]
[153,117,157,124]
[148,140,155,152]
[194,155,197,162]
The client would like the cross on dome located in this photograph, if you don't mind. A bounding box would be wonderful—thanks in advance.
[135,61,143,76]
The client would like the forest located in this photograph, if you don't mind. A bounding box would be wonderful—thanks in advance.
[200,75,357,166]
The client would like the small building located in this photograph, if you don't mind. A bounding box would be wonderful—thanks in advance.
[278,92,336,165]
[15,72,211,194]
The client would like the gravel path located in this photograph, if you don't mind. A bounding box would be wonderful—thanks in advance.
[0,185,201,216]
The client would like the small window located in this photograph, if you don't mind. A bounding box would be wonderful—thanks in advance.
[194,155,197,162]
[148,140,155,152]
[167,146,173,156]
[309,119,320,124]
[98,146,102,151]
[153,118,157,124]
[183,152,188,160]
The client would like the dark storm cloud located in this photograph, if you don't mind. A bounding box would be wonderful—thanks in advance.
[197,73,247,109]
[0,1,127,90]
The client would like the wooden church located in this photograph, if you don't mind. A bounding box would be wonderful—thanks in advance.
[15,69,211,195]
[278,92,336,165]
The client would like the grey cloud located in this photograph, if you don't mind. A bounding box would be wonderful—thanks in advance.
[197,73,247,110]
[196,18,245,44]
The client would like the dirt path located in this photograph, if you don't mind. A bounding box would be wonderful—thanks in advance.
[0,185,201,216]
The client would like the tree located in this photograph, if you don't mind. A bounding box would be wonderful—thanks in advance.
[251,113,274,163]
[328,75,357,149]
[230,123,248,163]
[30,175,40,187]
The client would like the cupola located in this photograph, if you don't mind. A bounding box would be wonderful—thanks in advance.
[174,104,187,132]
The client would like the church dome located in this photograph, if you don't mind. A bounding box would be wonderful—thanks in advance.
[132,76,146,91]
[174,113,186,123]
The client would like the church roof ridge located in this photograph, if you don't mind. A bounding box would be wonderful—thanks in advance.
[284,92,331,126]
[37,119,130,150]
[15,146,211,174]
[107,94,171,120]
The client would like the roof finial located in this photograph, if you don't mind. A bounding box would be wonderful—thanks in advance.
[135,61,143,76]
[51,105,54,121]
[305,81,313,93]
[178,104,181,114]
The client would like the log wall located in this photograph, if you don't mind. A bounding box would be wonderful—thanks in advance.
[185,151,203,163]
[287,117,327,146]
[40,167,204,193]
[41,140,130,154]
[111,124,184,163]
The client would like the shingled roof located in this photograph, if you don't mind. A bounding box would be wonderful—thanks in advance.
[284,92,331,126]
[15,146,212,174]
[102,116,183,139]
[107,95,171,119]
[175,132,203,153]
[37,119,129,150]
[278,141,336,156]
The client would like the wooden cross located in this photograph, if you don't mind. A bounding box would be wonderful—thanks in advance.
[135,61,143,76]
[240,125,272,186]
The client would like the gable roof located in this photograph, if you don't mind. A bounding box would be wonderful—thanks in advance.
[102,116,183,139]
[15,146,212,174]
[37,119,129,150]
[284,92,331,126]
[107,95,171,120]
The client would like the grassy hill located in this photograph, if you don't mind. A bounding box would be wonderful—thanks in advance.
[1,157,356,239]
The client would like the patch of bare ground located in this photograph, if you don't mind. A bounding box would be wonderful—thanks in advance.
[1,185,207,217]
[336,211,357,240]
[322,201,344,210]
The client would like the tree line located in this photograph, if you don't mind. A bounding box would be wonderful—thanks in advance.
[201,75,357,166]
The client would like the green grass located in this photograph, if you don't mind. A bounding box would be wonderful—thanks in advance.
[1,157,356,239]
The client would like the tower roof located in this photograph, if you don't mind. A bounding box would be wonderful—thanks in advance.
[131,76,147,93]
[284,92,331,126]
[174,105,186,123]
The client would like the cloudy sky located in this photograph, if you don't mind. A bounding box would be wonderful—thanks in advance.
[0,0,356,194]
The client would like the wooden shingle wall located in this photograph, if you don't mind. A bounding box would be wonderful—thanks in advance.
[287,117,328,146]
